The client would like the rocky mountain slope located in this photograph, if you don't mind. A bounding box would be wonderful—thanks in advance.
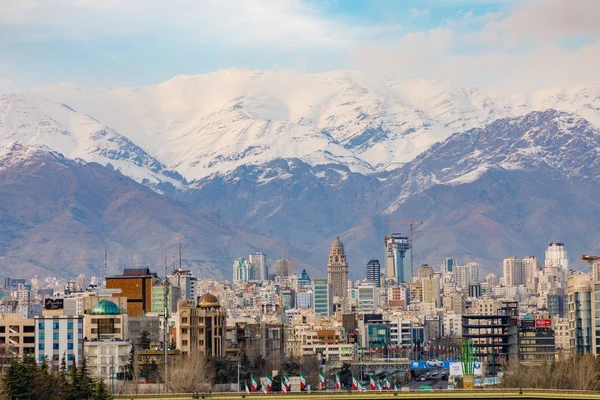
[0,144,298,279]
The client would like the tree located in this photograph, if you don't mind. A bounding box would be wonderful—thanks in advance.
[167,355,214,393]
[136,331,151,351]
[93,380,112,400]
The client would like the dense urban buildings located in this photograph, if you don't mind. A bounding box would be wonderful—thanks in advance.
[0,237,593,391]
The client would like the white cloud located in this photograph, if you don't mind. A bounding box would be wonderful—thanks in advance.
[0,0,392,50]
[351,0,600,90]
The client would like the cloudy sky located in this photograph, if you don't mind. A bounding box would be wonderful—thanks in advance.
[1,0,598,92]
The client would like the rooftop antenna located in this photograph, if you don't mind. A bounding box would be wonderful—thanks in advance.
[104,249,108,287]
[179,244,182,271]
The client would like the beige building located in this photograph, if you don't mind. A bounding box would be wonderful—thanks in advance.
[83,300,128,341]
[0,313,35,371]
[327,237,348,303]
[84,340,131,381]
[422,275,441,307]
[503,256,524,287]
[176,293,226,358]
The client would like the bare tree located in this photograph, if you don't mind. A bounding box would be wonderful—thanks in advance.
[166,354,214,393]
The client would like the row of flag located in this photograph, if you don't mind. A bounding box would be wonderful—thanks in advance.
[244,371,400,393]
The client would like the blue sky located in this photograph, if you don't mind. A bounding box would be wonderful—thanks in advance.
[1,0,598,92]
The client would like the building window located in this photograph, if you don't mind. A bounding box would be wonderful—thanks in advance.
[38,355,45,362]
[38,323,45,330]
[53,322,59,330]
[67,343,73,350]
[67,322,73,330]
[24,326,34,333]
[53,344,59,350]
[67,354,74,361]
[67,333,73,340]
[53,333,59,340]
[38,333,45,340]
[38,343,44,350]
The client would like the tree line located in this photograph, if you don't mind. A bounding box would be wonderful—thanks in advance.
[1,356,111,400]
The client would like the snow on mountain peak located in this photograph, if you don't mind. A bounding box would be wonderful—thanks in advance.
[5,70,598,185]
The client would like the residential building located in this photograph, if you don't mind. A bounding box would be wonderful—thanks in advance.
[357,283,377,314]
[366,259,381,288]
[0,313,35,372]
[106,267,159,317]
[249,253,268,281]
[313,279,332,317]
[567,273,593,354]
[233,258,253,282]
[275,259,294,277]
[84,340,131,381]
[442,313,462,338]
[151,283,180,314]
[175,293,227,358]
[442,258,456,273]
[35,315,84,370]
[168,269,198,301]
[503,256,524,287]
[546,242,569,270]
[422,275,441,307]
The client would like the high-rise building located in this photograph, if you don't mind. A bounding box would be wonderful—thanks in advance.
[503,256,524,287]
[275,258,294,277]
[313,279,333,317]
[443,258,456,274]
[249,253,268,281]
[168,269,198,301]
[454,265,468,290]
[567,273,594,354]
[522,256,539,283]
[233,258,253,282]
[422,275,441,307]
[466,262,480,284]
[385,234,411,282]
[106,268,159,317]
[327,237,348,302]
[593,262,600,282]
[357,283,377,314]
[296,289,313,308]
[418,264,434,280]
[546,242,569,270]
[366,259,381,288]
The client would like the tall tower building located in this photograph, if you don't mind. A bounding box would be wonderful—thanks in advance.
[275,258,295,277]
[466,262,480,284]
[313,279,333,317]
[249,252,268,281]
[233,258,253,282]
[327,237,349,301]
[443,258,456,274]
[366,259,381,288]
[545,242,569,270]
[503,256,523,287]
[385,234,411,283]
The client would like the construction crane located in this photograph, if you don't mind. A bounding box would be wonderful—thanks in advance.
[385,219,423,281]
[582,253,600,266]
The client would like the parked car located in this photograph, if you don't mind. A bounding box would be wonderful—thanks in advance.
[426,359,444,368]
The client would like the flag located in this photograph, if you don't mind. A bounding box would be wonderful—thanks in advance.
[266,375,273,391]
[335,372,341,391]
[251,376,258,392]
[383,376,392,390]
[281,383,287,394]
[300,373,306,390]
[245,382,250,395]
[319,371,325,390]
[369,375,376,390]
[283,374,291,391]
[262,385,268,395]
[352,375,358,390]
[393,381,399,391]
[357,380,365,391]
[377,380,382,392]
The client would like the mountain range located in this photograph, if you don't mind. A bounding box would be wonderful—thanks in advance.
[1,69,599,278]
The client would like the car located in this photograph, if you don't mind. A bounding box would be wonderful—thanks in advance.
[426,359,444,368]
[430,371,441,379]
[419,376,427,381]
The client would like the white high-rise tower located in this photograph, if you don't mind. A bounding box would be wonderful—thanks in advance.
[545,242,569,270]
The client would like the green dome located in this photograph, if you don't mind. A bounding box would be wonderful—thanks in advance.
[91,299,120,315]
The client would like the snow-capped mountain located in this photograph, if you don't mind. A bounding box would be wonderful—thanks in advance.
[0,93,184,192]
[383,109,600,214]
[22,69,600,184]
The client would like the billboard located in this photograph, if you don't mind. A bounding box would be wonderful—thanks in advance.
[535,319,552,328]
[44,298,64,310]
[448,362,483,377]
